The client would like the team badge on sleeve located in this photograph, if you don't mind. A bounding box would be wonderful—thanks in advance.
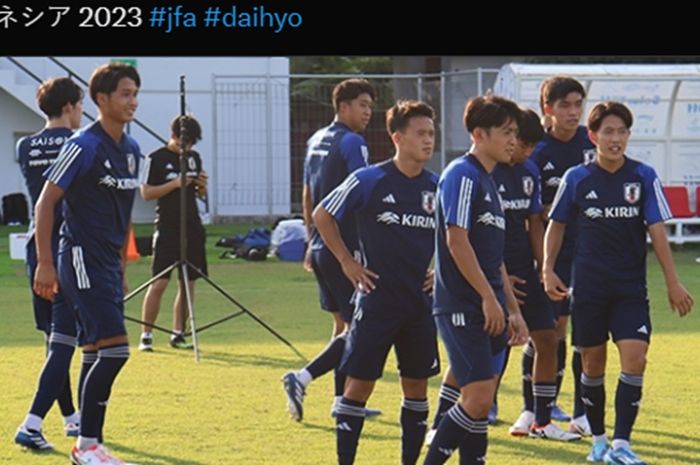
[422,191,436,214]
[522,176,534,197]
[624,182,641,204]
[127,153,136,175]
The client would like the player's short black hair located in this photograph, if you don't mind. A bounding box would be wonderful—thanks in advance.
[587,101,634,132]
[518,108,545,146]
[36,77,83,119]
[171,114,202,146]
[386,100,435,135]
[464,95,521,133]
[539,75,586,111]
[332,79,376,113]
[88,63,141,105]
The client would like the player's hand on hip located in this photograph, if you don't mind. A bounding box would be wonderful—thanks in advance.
[341,259,378,293]
[507,312,529,346]
[668,281,694,317]
[508,274,527,305]
[423,269,435,294]
[543,270,568,301]
[33,262,59,301]
[482,295,506,336]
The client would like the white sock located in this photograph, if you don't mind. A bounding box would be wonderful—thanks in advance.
[593,434,608,444]
[64,411,80,425]
[23,413,42,431]
[78,436,99,450]
[612,439,630,450]
[297,369,313,387]
[333,395,342,408]
[141,331,152,339]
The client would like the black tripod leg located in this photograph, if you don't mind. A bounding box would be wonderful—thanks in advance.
[123,262,180,336]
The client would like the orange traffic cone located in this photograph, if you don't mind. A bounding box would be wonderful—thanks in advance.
[126,228,140,262]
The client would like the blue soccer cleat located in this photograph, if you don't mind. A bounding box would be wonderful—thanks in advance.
[364,406,382,418]
[603,446,648,465]
[64,422,80,437]
[587,440,610,462]
[14,426,53,450]
[282,372,305,421]
[487,403,498,425]
[550,403,571,422]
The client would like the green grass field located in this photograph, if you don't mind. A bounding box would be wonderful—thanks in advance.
[1,224,699,465]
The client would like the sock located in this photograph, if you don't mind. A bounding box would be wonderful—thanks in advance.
[78,351,98,409]
[522,341,535,412]
[613,373,643,442]
[80,345,129,444]
[431,383,459,430]
[533,382,556,426]
[56,375,76,418]
[400,398,429,465]
[555,339,566,401]
[22,413,42,432]
[28,335,76,420]
[612,439,630,450]
[296,369,313,388]
[64,411,81,425]
[457,415,489,465]
[305,334,346,379]
[140,331,152,340]
[572,347,585,418]
[581,373,606,436]
[336,397,366,465]
[425,404,485,465]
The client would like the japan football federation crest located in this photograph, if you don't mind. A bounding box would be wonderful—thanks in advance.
[624,182,641,204]
[522,176,534,197]
[421,191,436,215]
[126,153,136,175]
[583,149,596,165]
[188,156,197,171]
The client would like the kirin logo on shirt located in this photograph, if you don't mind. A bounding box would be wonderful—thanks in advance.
[623,182,641,204]
[421,191,436,214]
[127,153,136,175]
[522,176,534,197]
[583,149,596,164]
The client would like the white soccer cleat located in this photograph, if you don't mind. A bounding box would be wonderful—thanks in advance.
[569,414,592,436]
[529,422,582,441]
[509,410,535,436]
[70,444,126,465]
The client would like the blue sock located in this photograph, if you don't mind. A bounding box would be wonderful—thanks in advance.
[424,404,478,465]
[56,376,76,417]
[457,414,489,465]
[29,334,76,419]
[334,369,348,398]
[306,334,346,379]
[401,398,429,465]
[614,373,643,442]
[533,383,556,426]
[78,351,98,408]
[572,348,585,417]
[522,342,535,412]
[336,397,366,465]
[581,373,606,436]
[555,339,566,400]
[430,383,459,430]
[80,345,129,441]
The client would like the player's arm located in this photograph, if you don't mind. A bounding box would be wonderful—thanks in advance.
[313,205,377,292]
[33,182,65,300]
[542,220,568,300]
[194,171,208,199]
[648,223,694,316]
[446,225,504,336]
[501,263,529,345]
[141,177,190,200]
[301,183,314,272]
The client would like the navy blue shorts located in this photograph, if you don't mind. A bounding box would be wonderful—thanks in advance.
[571,279,651,348]
[552,260,573,318]
[58,246,127,344]
[513,268,556,332]
[310,247,356,322]
[340,306,440,381]
[27,239,81,341]
[435,310,507,387]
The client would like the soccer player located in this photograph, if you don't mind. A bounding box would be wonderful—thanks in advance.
[282,78,381,421]
[544,101,694,464]
[314,99,440,465]
[33,63,142,465]
[530,75,595,432]
[14,77,84,450]
[423,95,528,465]
[138,114,208,351]
[495,109,580,440]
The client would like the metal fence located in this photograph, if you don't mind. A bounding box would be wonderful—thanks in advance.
[212,69,499,216]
